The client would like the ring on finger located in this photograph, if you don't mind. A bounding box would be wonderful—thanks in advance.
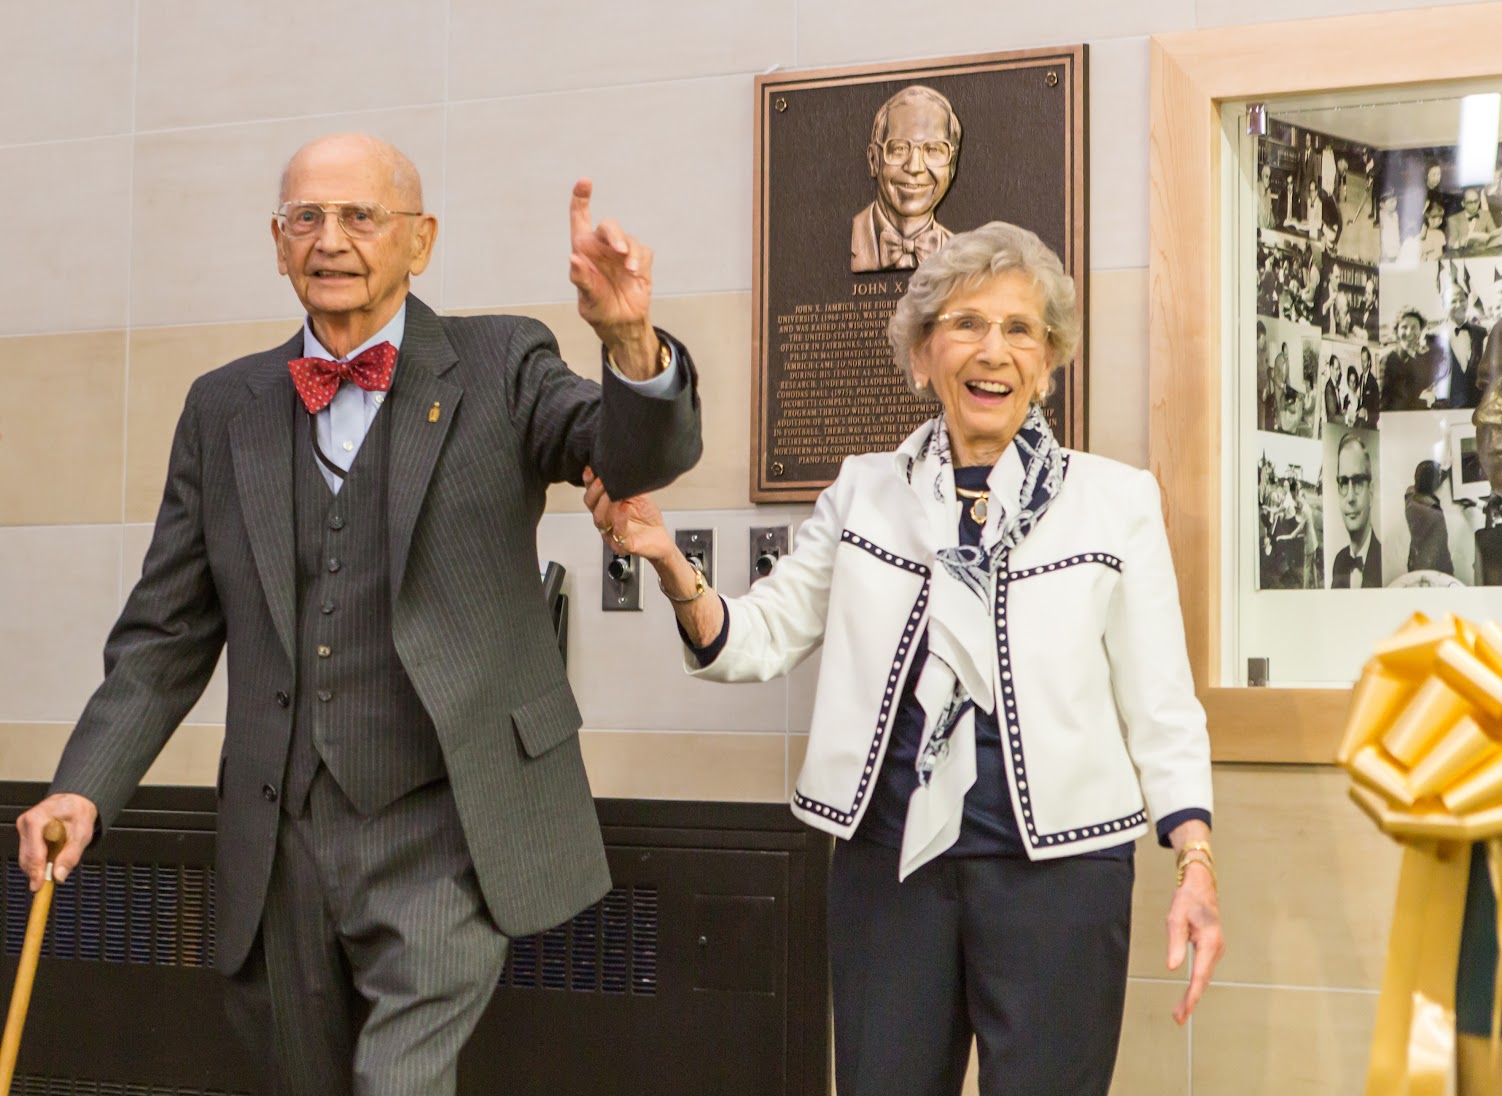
[611,533,626,547]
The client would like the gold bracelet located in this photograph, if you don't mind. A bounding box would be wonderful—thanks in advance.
[606,336,671,378]
[658,557,707,604]
[1176,849,1218,890]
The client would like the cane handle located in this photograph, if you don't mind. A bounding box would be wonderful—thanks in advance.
[41,820,65,866]
[0,822,62,1090]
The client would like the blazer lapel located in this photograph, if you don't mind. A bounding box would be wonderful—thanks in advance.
[388,297,463,600]
[229,333,303,662]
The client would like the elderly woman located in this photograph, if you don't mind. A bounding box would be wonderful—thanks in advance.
[584,222,1222,1096]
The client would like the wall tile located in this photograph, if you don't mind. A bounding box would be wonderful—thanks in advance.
[538,509,809,732]
[1191,984,1376,1095]
[0,724,71,783]
[0,2,132,144]
[121,525,228,727]
[130,109,444,328]
[0,722,221,789]
[580,730,786,801]
[0,138,131,336]
[134,0,446,130]
[0,526,121,723]
[1087,37,1150,271]
[787,733,808,797]
[451,292,755,514]
[1128,826,1183,979]
[1194,0,1494,28]
[1086,268,1149,467]
[125,319,300,522]
[1112,980,1190,1096]
[0,332,126,526]
[444,78,751,309]
[1209,764,1400,991]
[141,723,223,786]
[794,0,1195,68]
[448,0,796,101]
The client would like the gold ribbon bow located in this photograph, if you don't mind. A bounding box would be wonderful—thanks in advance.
[1339,613,1502,1095]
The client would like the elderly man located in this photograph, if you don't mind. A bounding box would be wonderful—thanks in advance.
[1447,186,1501,253]
[1436,281,1485,409]
[1330,432,1382,589]
[15,133,702,1095]
[851,85,962,273]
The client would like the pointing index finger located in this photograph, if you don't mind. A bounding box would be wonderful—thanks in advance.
[570,178,594,244]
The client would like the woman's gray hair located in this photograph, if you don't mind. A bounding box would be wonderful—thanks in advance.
[887,221,1082,401]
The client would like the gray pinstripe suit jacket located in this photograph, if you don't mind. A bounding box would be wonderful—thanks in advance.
[50,295,702,975]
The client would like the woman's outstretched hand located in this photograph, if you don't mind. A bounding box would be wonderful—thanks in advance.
[583,467,674,562]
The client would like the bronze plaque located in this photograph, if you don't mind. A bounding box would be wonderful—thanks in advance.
[752,48,1088,501]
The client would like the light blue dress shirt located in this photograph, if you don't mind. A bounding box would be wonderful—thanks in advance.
[301,302,682,492]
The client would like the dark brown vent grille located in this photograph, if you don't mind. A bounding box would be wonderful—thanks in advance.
[13,1076,250,1095]
[2,860,216,970]
[502,885,657,996]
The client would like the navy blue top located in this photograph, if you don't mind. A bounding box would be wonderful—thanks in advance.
[684,463,1210,855]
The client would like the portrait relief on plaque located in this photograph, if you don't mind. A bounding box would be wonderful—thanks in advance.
[753,49,1088,502]
[850,86,960,274]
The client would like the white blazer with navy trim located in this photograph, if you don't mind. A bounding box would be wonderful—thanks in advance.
[686,437,1213,859]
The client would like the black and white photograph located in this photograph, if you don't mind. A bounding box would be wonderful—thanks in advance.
[1452,422,1490,501]
[1257,229,1326,326]
[1323,425,1383,589]
[1380,146,1502,264]
[1322,256,1379,340]
[1255,315,1322,438]
[1318,338,1380,429]
[1255,431,1325,591]
[1375,261,1494,411]
[1378,411,1476,586]
[1257,121,1380,264]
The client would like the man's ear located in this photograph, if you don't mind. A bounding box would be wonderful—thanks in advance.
[408,214,439,276]
[272,219,289,276]
[867,143,880,179]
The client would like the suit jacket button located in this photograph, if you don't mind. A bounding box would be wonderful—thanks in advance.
[262,784,278,802]
[328,558,341,573]
[317,690,333,703]
[328,516,346,531]
[275,691,290,708]
[321,601,336,615]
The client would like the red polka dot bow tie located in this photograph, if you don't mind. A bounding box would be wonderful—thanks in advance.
[287,341,398,414]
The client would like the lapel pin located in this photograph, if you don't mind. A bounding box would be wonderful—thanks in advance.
[428,401,441,424]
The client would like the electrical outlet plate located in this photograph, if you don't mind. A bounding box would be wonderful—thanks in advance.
[601,542,643,611]
[673,528,716,590]
[748,526,789,586]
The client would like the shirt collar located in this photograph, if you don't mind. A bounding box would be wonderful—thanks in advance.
[872,201,935,243]
[1348,526,1373,562]
[302,302,407,363]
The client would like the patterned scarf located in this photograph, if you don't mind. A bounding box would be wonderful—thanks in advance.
[896,404,1065,878]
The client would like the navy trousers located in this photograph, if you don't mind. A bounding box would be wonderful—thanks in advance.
[829,838,1133,1096]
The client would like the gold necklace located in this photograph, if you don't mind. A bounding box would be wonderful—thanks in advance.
[954,486,989,524]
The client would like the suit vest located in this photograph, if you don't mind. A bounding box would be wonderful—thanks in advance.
[282,401,446,815]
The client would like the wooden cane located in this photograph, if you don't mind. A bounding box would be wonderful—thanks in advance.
[0,819,67,1093]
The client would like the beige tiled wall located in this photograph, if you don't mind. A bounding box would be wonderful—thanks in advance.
[2,0,1489,1091]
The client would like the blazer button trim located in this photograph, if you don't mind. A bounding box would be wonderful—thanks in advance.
[793,571,930,827]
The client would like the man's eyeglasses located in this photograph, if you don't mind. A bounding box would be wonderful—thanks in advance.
[274,201,423,240]
[934,311,1051,351]
[878,139,955,169]
[1336,473,1372,493]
